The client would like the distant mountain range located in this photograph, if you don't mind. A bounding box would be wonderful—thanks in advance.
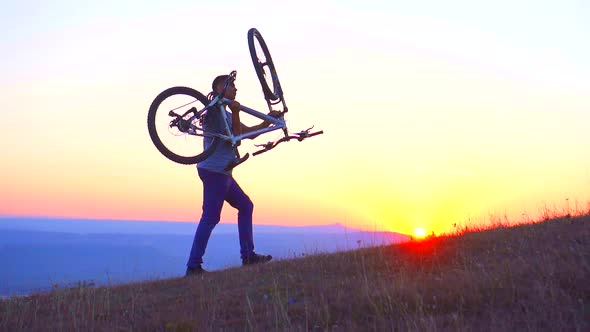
[0,216,409,297]
[0,216,362,235]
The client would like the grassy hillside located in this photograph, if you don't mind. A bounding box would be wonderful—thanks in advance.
[1,215,588,331]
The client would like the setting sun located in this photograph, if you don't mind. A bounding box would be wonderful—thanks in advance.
[413,228,427,238]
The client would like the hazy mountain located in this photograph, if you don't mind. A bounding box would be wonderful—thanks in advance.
[0,217,409,296]
[0,216,357,235]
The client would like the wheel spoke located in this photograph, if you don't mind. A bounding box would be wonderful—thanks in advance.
[169,99,198,113]
[147,86,219,165]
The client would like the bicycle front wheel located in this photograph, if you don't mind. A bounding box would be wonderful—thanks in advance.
[147,86,219,165]
[248,28,283,101]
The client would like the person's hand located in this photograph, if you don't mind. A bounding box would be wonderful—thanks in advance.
[229,100,241,112]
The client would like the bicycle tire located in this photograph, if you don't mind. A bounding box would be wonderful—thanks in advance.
[147,86,219,165]
[248,28,283,101]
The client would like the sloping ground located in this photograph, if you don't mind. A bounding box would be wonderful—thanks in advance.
[1,215,588,331]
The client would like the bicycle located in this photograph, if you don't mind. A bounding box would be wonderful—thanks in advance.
[147,28,323,169]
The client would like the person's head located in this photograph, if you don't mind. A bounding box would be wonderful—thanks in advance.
[211,74,237,100]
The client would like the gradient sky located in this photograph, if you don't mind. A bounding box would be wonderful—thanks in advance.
[1,0,589,235]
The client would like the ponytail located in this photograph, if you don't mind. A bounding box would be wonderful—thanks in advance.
[207,91,217,101]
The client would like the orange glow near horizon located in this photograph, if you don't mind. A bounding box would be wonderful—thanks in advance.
[413,228,427,238]
[1,2,590,235]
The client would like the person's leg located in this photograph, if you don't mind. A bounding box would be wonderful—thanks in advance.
[224,178,255,259]
[187,169,231,268]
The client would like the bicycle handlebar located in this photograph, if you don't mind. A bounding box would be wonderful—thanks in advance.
[306,130,323,138]
[213,70,323,158]
[253,130,324,156]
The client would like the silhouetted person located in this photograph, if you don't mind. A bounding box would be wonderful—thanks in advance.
[185,74,280,276]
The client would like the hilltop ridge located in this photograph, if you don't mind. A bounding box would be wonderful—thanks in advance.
[1,215,588,331]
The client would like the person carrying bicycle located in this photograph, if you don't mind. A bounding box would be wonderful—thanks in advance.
[185,74,280,276]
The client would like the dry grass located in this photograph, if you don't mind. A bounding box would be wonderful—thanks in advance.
[1,214,589,331]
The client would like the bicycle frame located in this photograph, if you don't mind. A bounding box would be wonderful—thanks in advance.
[147,29,322,166]
[188,96,287,147]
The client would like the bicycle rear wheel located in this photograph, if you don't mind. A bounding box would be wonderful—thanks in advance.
[147,86,219,165]
[248,28,283,101]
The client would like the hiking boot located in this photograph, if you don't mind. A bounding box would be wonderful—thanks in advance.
[185,265,207,277]
[242,253,272,266]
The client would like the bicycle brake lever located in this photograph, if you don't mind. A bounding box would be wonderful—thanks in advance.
[293,125,315,137]
[254,142,274,149]
[253,137,290,156]
[293,128,324,141]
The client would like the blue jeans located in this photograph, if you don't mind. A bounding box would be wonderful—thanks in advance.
[187,168,255,267]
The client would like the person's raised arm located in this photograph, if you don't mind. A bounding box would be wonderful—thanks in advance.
[228,101,242,136]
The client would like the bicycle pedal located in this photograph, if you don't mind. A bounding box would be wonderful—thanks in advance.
[225,153,250,171]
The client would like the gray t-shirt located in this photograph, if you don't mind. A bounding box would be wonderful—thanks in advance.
[197,107,236,175]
